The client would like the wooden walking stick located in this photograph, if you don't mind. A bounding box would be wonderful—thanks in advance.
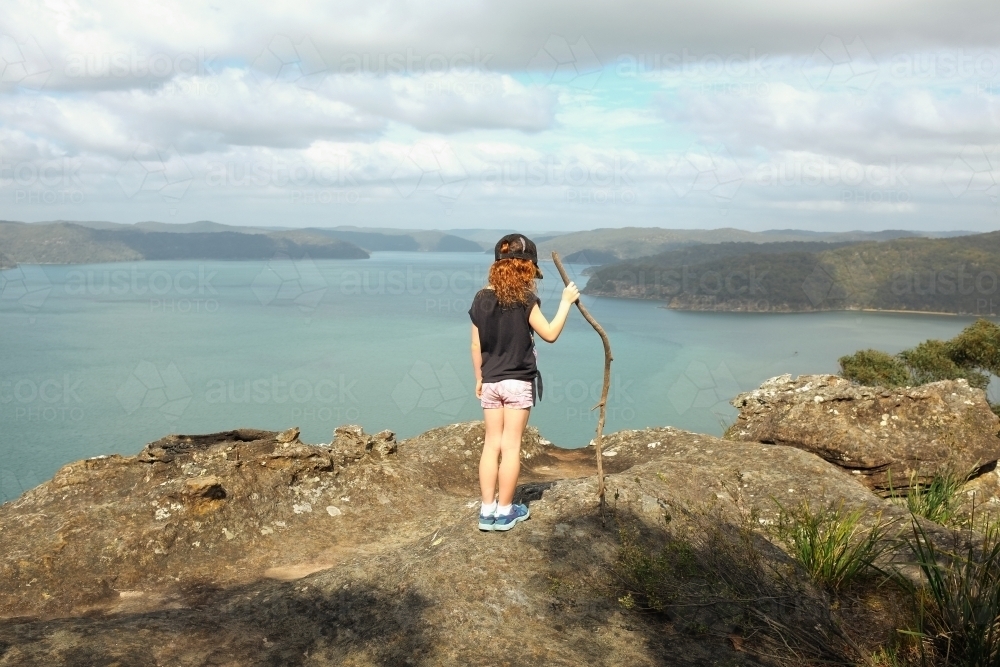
[551,252,613,505]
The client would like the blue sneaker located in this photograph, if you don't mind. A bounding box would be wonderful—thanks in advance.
[478,512,496,532]
[493,503,530,531]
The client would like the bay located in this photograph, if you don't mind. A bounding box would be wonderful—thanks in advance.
[0,251,984,502]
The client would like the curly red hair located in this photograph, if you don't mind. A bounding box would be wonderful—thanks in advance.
[489,258,537,307]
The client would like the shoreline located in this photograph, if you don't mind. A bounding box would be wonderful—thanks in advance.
[644,303,995,318]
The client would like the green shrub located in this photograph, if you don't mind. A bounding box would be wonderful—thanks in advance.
[775,500,895,590]
[906,518,1000,666]
[866,645,909,667]
[840,319,1000,393]
[898,339,989,389]
[948,319,1000,378]
[839,349,910,388]
[903,470,966,527]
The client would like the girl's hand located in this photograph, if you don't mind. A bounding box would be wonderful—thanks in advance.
[561,282,580,304]
[475,379,483,398]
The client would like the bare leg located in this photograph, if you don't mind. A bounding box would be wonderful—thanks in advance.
[497,407,530,506]
[480,408,505,504]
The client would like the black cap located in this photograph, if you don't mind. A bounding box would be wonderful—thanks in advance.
[494,233,543,278]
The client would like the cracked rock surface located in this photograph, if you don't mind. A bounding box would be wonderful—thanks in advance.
[728,374,1000,490]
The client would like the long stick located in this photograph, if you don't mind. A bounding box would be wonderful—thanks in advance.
[551,252,613,502]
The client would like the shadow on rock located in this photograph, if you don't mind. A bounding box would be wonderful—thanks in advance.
[0,576,432,667]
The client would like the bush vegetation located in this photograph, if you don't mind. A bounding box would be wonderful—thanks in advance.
[886,469,967,528]
[839,319,1000,412]
[611,479,882,664]
[905,519,1000,666]
[774,500,895,591]
[613,486,1000,665]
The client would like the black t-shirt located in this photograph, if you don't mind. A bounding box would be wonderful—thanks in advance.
[468,288,540,384]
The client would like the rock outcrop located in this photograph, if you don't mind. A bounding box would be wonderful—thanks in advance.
[728,373,1000,490]
[0,420,962,665]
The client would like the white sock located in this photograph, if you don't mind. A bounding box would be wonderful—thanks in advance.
[481,501,497,517]
[497,503,513,516]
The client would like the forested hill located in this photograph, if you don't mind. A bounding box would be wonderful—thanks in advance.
[583,232,1000,315]
[537,226,936,261]
[0,221,369,264]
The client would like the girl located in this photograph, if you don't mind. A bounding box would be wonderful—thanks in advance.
[468,234,579,532]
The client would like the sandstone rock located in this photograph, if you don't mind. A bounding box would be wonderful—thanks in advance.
[368,429,397,458]
[729,373,1000,490]
[275,426,300,444]
[183,475,226,500]
[0,420,959,665]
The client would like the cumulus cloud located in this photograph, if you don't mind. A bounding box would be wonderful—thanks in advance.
[0,0,997,230]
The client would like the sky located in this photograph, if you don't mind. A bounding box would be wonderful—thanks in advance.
[1,0,999,232]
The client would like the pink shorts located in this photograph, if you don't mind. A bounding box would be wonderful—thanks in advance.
[480,379,534,410]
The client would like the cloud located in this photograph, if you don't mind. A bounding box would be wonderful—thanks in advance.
[0,0,998,231]
[5,1,1000,96]
[657,81,1000,182]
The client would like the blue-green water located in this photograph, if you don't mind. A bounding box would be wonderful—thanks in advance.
[0,252,986,502]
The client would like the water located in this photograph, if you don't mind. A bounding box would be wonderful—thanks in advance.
[0,252,983,502]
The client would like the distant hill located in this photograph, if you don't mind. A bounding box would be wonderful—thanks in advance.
[34,219,273,234]
[563,249,620,265]
[134,220,273,235]
[0,252,15,270]
[0,221,144,264]
[584,232,1000,315]
[0,221,368,264]
[443,228,519,246]
[443,229,570,248]
[318,227,483,252]
[311,229,420,251]
[539,227,957,262]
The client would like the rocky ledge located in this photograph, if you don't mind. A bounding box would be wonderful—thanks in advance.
[727,374,1000,491]
[1,379,998,665]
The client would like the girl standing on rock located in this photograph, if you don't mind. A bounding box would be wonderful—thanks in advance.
[469,234,579,531]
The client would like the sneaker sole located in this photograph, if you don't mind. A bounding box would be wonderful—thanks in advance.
[492,510,530,532]
[478,521,495,532]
